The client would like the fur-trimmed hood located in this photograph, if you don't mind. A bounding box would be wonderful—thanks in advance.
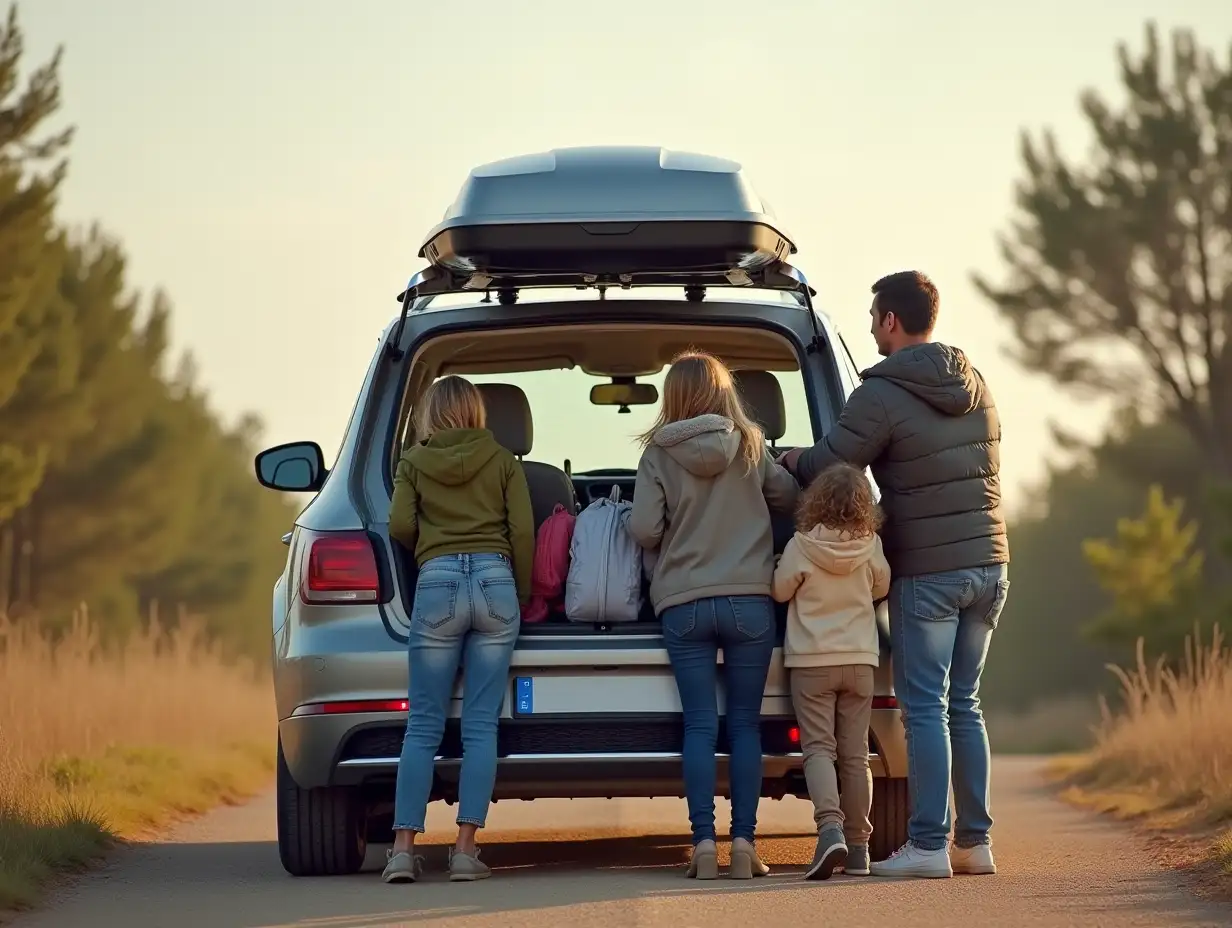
[653,414,740,478]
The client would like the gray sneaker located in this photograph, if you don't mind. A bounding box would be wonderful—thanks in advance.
[382,849,425,883]
[804,826,847,881]
[448,847,491,882]
[844,844,870,876]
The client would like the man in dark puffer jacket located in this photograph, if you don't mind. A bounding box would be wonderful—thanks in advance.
[781,271,1009,879]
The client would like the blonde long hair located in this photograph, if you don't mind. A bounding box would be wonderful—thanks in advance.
[638,350,764,473]
[416,375,486,439]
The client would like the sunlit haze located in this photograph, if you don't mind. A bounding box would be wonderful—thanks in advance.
[28,0,1232,510]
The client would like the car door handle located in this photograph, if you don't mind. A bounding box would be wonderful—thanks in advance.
[281,532,293,546]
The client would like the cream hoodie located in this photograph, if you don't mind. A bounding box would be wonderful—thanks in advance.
[772,526,891,668]
[629,414,798,613]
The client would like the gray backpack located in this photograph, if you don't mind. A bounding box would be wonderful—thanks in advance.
[564,485,644,624]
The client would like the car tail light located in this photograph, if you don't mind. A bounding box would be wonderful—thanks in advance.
[872,696,898,710]
[301,532,380,603]
[292,698,408,717]
[788,726,800,745]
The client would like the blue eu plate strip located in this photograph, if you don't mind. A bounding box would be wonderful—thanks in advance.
[516,677,534,715]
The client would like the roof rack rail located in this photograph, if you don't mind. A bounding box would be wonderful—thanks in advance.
[385,263,819,360]
[393,262,814,303]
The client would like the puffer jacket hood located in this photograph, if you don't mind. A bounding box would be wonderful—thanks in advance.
[404,428,504,487]
[864,342,985,417]
[654,414,741,478]
[794,525,881,576]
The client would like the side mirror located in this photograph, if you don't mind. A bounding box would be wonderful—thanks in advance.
[255,441,327,492]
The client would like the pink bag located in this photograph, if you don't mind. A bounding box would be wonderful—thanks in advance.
[523,503,576,623]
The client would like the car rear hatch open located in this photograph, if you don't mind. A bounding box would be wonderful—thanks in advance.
[378,146,824,655]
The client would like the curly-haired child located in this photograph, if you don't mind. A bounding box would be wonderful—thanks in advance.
[772,463,890,881]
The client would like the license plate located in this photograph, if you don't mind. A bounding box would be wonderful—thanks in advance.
[510,673,681,716]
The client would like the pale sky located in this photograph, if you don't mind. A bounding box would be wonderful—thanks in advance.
[26,0,1232,510]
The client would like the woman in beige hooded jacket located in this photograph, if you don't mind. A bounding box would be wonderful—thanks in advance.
[628,351,798,881]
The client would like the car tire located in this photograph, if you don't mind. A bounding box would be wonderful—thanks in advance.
[277,738,367,876]
[870,776,909,862]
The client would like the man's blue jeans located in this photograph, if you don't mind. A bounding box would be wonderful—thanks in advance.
[889,564,1009,851]
[661,595,775,846]
[393,553,520,833]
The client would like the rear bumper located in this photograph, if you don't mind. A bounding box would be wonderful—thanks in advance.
[275,611,908,790]
[278,706,907,792]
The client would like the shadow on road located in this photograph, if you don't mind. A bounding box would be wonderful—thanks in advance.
[410,828,816,873]
[61,828,1230,928]
[90,832,831,928]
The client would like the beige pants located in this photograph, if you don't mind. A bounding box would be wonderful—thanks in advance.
[790,664,875,845]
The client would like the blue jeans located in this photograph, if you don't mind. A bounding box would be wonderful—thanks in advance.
[661,595,775,845]
[889,564,1009,851]
[393,553,520,832]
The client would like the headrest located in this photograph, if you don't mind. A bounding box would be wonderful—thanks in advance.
[733,370,786,442]
[475,383,533,457]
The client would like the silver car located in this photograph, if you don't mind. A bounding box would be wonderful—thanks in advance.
[256,146,908,876]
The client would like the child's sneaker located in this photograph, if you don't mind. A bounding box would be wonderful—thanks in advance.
[382,849,425,883]
[844,844,871,876]
[869,842,952,878]
[729,837,770,879]
[448,846,491,882]
[686,839,718,880]
[804,825,847,881]
[950,842,996,875]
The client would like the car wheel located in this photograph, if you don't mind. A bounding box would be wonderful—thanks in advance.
[277,738,367,876]
[869,776,909,862]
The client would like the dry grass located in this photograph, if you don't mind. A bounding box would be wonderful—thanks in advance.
[1053,626,1232,891]
[0,609,274,911]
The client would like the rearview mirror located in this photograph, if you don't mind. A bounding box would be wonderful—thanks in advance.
[589,382,659,408]
[255,441,327,492]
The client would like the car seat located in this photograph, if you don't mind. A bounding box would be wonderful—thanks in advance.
[476,383,578,529]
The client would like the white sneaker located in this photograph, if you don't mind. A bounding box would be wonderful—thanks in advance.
[869,842,952,878]
[950,843,996,875]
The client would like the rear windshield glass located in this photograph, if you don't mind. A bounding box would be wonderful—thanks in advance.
[457,366,811,473]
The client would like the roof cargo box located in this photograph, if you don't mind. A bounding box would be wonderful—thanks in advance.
[419,146,795,280]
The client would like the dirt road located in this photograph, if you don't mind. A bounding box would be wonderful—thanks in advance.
[15,758,1228,928]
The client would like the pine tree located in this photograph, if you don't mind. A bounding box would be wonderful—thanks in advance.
[0,5,76,527]
[1082,484,1207,657]
[23,233,204,622]
[0,7,299,653]
[974,24,1232,477]
[136,384,298,658]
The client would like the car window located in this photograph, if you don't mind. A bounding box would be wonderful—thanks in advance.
[834,332,883,500]
[836,333,863,398]
[769,371,814,450]
[459,365,814,473]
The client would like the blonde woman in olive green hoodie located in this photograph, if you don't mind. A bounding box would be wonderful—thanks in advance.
[383,376,534,886]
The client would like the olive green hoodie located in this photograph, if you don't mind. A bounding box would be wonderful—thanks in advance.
[389,428,534,603]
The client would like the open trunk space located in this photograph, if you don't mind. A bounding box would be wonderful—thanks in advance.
[385,317,815,644]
